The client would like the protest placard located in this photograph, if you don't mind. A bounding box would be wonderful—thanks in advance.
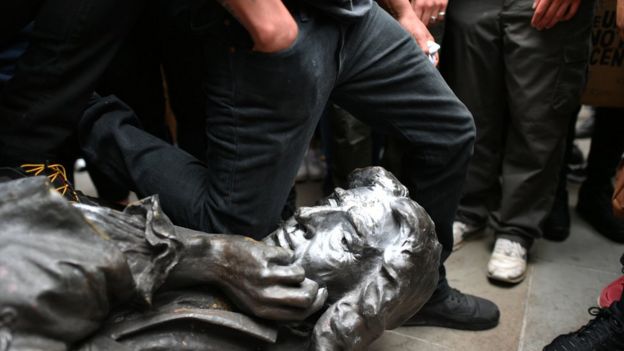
[582,0,624,107]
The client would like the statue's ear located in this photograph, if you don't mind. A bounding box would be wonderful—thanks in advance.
[310,288,382,351]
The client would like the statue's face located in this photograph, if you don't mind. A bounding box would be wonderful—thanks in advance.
[271,186,402,296]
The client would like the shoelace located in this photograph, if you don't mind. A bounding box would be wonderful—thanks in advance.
[573,307,624,348]
[447,288,466,304]
[20,163,79,202]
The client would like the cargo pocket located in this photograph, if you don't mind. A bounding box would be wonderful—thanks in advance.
[551,45,589,116]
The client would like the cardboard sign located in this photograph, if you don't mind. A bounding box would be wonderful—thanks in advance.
[582,0,624,107]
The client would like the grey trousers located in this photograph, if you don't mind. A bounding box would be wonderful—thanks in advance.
[442,0,594,245]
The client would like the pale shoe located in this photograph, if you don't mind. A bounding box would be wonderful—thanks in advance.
[487,238,528,284]
[453,221,485,251]
[295,158,308,182]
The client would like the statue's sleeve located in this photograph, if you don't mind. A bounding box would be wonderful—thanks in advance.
[75,196,183,306]
[0,178,137,349]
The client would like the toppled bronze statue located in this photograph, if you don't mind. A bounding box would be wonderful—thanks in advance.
[0,167,440,351]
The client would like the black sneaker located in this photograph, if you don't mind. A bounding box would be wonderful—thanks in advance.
[0,163,80,202]
[403,288,500,330]
[544,305,624,351]
[577,183,624,243]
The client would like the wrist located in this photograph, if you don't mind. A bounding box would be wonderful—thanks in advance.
[167,232,223,288]
[397,9,419,27]
[378,0,413,19]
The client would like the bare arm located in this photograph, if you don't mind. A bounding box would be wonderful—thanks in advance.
[378,0,438,63]
[217,0,298,53]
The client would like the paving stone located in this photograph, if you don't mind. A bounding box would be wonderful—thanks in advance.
[370,330,451,351]
[518,263,620,351]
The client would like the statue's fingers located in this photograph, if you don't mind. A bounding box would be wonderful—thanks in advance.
[251,304,314,321]
[261,286,328,321]
[264,245,296,265]
[259,279,321,309]
[264,264,306,284]
[301,285,328,318]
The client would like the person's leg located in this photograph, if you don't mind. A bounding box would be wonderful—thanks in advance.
[82,3,340,238]
[542,106,580,241]
[330,3,498,329]
[332,3,474,267]
[0,0,145,168]
[433,0,507,252]
[439,0,507,231]
[577,108,624,242]
[493,0,594,248]
[485,0,594,284]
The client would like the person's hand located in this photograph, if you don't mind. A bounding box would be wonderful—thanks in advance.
[216,0,298,54]
[170,232,327,321]
[411,0,447,27]
[397,11,440,65]
[618,0,624,40]
[531,0,581,30]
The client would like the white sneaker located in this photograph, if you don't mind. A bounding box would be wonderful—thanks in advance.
[306,148,326,181]
[295,157,308,182]
[487,238,528,284]
[452,221,484,251]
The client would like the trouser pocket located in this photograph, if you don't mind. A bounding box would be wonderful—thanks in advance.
[551,45,589,116]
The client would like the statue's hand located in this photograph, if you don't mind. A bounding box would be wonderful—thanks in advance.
[171,233,327,321]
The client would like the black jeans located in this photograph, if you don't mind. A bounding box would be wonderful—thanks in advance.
[0,0,144,167]
[81,2,475,294]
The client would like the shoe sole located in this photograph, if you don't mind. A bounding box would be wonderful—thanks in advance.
[487,270,527,284]
[403,316,499,330]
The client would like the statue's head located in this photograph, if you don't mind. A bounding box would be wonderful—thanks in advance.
[266,167,442,349]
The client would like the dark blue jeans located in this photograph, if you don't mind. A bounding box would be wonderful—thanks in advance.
[0,0,145,167]
[82,2,475,294]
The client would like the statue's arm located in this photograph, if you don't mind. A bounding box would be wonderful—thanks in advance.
[165,227,328,321]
